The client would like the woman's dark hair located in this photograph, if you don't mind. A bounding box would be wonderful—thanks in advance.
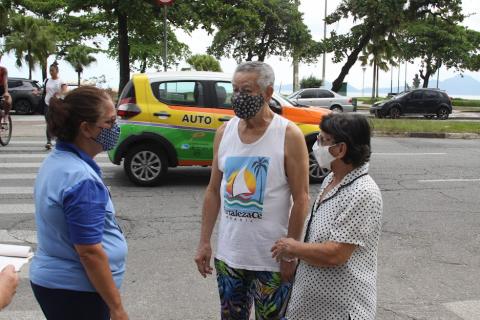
[49,62,59,72]
[320,113,371,167]
[47,86,111,142]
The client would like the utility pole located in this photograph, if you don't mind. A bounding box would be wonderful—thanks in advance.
[362,66,366,97]
[322,0,327,85]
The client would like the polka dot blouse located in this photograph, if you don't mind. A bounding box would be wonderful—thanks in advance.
[286,163,383,320]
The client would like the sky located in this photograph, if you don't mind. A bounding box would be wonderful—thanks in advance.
[2,0,480,94]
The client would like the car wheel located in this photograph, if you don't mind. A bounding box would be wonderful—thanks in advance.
[436,107,449,120]
[124,144,168,186]
[330,105,343,113]
[308,140,330,183]
[14,99,33,115]
[375,111,384,118]
[389,107,401,119]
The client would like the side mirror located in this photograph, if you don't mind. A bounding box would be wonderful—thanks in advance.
[268,100,282,114]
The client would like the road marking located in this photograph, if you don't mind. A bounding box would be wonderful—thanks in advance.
[373,152,447,155]
[0,204,34,215]
[419,179,480,183]
[0,153,108,159]
[444,300,480,320]
[0,162,116,168]
[0,173,37,180]
[0,172,115,180]
[0,187,33,195]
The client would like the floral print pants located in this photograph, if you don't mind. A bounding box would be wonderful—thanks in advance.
[214,258,291,320]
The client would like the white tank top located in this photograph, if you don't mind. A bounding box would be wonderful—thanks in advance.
[216,114,292,272]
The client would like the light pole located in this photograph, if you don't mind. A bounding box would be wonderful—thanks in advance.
[322,0,327,85]
[362,66,366,97]
[155,0,174,71]
[436,66,440,88]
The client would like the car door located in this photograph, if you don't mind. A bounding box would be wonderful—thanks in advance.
[316,89,335,107]
[423,90,440,114]
[148,80,220,164]
[404,91,424,114]
[296,89,319,106]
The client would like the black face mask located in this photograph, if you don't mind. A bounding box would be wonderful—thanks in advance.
[231,92,265,119]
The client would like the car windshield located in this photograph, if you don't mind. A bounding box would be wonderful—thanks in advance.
[392,91,409,99]
[274,94,294,107]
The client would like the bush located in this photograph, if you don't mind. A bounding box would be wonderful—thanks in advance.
[300,75,322,88]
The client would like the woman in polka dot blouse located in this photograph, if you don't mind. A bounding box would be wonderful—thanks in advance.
[272,113,383,320]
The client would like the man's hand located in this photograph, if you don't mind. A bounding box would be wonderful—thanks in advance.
[272,238,300,282]
[280,260,297,283]
[0,265,19,309]
[194,242,213,278]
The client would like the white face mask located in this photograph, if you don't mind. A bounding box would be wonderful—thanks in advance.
[312,142,336,170]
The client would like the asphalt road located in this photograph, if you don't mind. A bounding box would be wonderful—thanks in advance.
[1,118,479,319]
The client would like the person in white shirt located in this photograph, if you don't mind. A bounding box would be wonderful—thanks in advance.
[43,63,67,150]
[194,61,309,320]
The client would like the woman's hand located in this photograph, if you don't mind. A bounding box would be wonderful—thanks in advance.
[0,265,19,309]
[271,237,299,263]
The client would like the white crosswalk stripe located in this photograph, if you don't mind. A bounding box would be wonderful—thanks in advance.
[444,300,480,319]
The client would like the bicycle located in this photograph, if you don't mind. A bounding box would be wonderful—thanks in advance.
[0,96,12,146]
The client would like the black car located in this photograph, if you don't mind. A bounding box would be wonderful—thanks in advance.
[370,88,452,120]
[8,78,42,114]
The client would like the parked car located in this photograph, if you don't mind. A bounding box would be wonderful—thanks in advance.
[108,72,331,186]
[287,88,356,112]
[8,78,42,114]
[370,88,452,119]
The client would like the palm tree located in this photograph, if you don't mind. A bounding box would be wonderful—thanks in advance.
[64,45,97,86]
[5,16,41,80]
[252,157,269,204]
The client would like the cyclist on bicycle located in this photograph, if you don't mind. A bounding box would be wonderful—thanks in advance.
[0,53,12,116]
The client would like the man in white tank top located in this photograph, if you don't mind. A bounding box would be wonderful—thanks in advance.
[194,61,310,319]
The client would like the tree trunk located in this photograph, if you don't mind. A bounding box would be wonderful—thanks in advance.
[140,57,147,73]
[422,71,431,88]
[375,64,379,98]
[293,57,299,92]
[117,8,130,94]
[331,32,372,92]
[77,72,81,87]
[42,58,48,81]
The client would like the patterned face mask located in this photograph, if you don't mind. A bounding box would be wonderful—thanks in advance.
[231,92,265,119]
[93,122,120,151]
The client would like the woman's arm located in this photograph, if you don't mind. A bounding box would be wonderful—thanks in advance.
[272,238,356,267]
[75,244,128,320]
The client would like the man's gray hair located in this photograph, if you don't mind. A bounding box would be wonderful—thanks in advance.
[234,61,275,92]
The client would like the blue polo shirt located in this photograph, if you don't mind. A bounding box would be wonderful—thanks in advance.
[30,141,128,292]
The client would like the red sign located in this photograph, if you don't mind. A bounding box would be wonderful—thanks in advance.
[156,0,174,5]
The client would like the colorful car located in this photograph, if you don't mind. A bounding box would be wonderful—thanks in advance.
[108,72,331,186]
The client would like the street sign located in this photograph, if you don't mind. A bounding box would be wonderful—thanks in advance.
[156,0,174,5]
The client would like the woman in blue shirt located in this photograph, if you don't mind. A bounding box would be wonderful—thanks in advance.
[30,86,128,320]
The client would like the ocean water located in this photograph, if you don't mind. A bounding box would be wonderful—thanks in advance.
[348,92,480,100]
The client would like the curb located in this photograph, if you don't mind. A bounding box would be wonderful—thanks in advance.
[373,132,480,139]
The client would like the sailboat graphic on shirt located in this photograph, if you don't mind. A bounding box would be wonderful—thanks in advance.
[224,157,270,216]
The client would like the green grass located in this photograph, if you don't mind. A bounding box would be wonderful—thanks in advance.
[369,118,480,134]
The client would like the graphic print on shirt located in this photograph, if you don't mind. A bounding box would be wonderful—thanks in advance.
[224,156,270,221]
